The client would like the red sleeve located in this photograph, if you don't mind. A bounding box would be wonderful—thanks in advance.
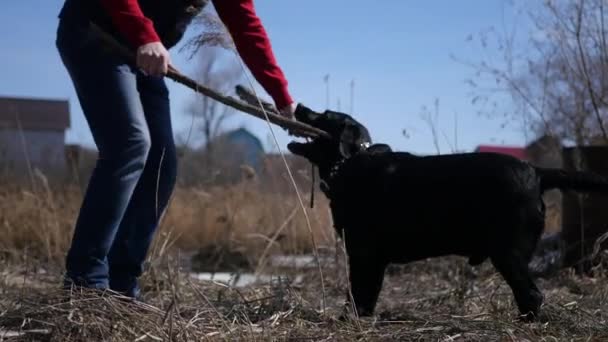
[212,0,293,110]
[100,0,161,48]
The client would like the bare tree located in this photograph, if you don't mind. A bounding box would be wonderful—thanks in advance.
[457,0,608,146]
[180,47,244,181]
[418,98,460,155]
[175,7,245,183]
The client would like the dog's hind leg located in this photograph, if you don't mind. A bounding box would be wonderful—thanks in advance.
[490,251,544,321]
[346,253,387,317]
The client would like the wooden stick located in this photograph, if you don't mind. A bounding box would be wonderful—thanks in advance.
[89,22,330,139]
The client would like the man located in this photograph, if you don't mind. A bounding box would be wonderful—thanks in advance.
[56,0,297,299]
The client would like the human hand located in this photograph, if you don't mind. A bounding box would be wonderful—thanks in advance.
[136,42,171,77]
[279,102,297,120]
[281,102,312,137]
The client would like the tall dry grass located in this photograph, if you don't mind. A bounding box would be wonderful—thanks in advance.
[0,173,334,268]
[0,177,79,262]
[157,180,334,268]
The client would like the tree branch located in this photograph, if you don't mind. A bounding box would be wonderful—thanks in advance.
[574,0,608,142]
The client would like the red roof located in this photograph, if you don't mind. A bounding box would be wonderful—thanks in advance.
[475,145,527,160]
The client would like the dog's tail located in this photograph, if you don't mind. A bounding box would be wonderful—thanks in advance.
[537,167,608,193]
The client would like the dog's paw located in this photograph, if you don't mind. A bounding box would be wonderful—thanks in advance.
[517,311,539,323]
[337,302,376,322]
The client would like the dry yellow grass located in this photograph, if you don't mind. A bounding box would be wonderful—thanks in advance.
[0,177,333,266]
[1,255,607,341]
[162,181,332,254]
[0,181,79,261]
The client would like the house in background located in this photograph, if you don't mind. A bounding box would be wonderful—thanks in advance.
[213,127,265,173]
[474,145,527,160]
[474,135,563,168]
[524,135,562,168]
[0,96,70,176]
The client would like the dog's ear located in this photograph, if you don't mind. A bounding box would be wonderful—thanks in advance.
[339,122,369,158]
[294,104,321,124]
[366,143,392,154]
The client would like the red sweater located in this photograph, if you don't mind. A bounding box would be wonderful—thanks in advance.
[99,0,293,109]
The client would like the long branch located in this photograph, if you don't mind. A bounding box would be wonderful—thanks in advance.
[89,22,330,140]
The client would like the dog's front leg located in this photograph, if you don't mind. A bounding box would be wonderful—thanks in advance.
[346,252,387,317]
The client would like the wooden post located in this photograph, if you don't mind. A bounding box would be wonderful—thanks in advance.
[561,146,608,274]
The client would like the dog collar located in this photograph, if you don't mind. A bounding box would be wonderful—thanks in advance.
[319,141,371,195]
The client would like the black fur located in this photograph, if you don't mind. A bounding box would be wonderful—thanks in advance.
[287,104,608,321]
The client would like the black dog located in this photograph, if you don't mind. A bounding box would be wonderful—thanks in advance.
[287,104,608,321]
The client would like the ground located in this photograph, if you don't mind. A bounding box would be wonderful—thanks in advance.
[1,254,607,341]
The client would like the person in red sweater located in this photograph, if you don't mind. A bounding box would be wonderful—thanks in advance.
[101,0,296,113]
[56,0,297,299]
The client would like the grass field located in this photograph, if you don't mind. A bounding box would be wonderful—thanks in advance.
[1,179,607,341]
[1,255,607,341]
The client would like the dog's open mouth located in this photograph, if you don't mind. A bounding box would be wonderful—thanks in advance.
[286,138,314,157]
[286,104,324,157]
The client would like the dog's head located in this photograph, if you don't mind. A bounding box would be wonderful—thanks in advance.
[287,104,372,167]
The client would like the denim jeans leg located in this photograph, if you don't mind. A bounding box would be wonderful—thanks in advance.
[107,72,178,297]
[56,20,152,290]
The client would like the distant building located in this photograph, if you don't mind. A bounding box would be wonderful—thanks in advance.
[213,127,265,172]
[0,96,71,176]
[474,135,563,167]
[474,145,527,160]
[525,135,562,168]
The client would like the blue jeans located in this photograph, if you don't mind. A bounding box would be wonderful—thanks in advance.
[56,18,177,297]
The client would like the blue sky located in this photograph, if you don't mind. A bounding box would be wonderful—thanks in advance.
[1,0,536,155]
